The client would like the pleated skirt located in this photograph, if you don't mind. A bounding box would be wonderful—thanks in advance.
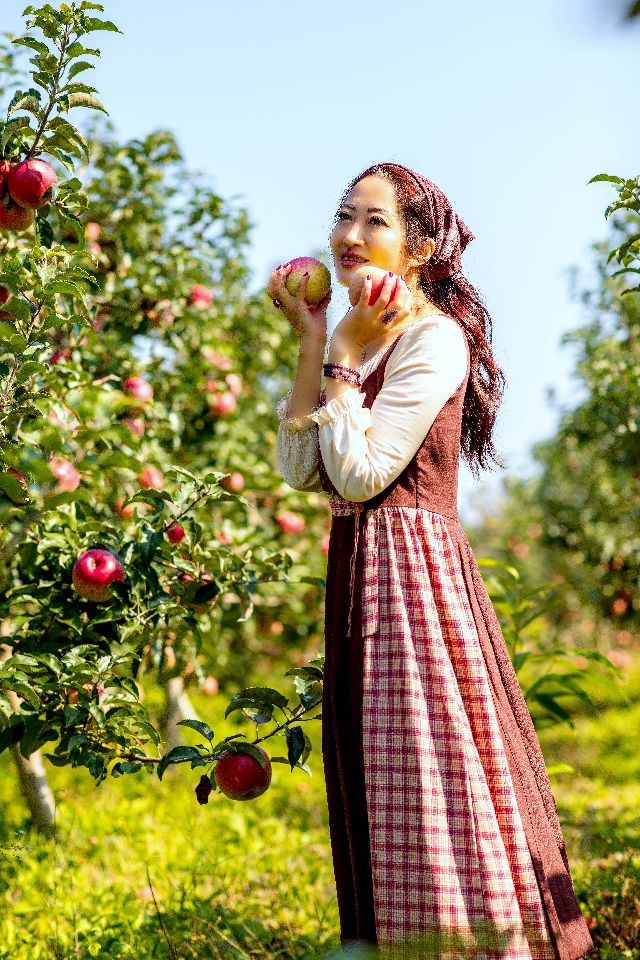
[322,506,595,960]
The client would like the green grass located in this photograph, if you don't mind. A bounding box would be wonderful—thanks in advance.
[1,654,638,959]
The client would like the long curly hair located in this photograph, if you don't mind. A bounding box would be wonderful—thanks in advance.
[332,163,507,479]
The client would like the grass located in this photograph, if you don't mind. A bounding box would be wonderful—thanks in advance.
[0,652,638,959]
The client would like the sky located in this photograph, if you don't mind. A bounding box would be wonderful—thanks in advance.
[2,0,637,525]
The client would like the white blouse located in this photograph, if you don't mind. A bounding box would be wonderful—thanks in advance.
[275,313,469,503]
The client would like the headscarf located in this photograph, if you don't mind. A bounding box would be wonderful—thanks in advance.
[384,163,475,280]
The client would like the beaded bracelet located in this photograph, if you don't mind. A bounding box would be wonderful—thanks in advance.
[323,362,361,387]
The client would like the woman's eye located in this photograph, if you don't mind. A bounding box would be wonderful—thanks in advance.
[336,212,386,226]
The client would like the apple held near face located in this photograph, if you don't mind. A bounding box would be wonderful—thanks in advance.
[283,256,331,306]
[349,264,398,308]
[0,197,35,232]
[7,158,57,209]
[214,745,272,801]
[72,548,125,602]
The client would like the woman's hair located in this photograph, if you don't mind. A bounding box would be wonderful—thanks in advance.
[332,163,507,479]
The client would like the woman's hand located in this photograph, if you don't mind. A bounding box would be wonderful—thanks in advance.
[332,272,412,352]
[267,264,330,345]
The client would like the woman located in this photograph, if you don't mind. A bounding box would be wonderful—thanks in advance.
[269,163,594,960]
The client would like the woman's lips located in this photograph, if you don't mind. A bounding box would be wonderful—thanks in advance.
[341,258,368,268]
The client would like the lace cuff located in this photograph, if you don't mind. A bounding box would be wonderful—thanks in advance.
[309,387,372,430]
[276,387,320,433]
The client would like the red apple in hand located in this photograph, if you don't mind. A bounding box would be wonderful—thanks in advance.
[189,283,213,307]
[139,465,164,489]
[276,509,305,534]
[7,158,57,209]
[0,197,35,232]
[349,264,398,308]
[283,256,331,306]
[166,523,185,543]
[72,548,125,602]
[214,746,272,800]
[123,376,153,404]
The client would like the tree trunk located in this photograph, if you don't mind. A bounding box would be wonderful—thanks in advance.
[1,632,56,832]
[159,675,203,755]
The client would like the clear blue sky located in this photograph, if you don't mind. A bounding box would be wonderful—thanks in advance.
[3,1,637,524]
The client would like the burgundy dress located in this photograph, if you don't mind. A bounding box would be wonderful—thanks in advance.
[318,325,594,959]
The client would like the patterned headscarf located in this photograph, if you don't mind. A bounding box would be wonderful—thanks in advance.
[383,163,475,281]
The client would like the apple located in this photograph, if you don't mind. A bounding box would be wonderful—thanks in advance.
[7,158,57,209]
[202,675,219,696]
[208,391,236,415]
[189,283,213,307]
[224,373,242,396]
[178,571,214,612]
[123,376,153,404]
[269,621,284,636]
[276,509,305,534]
[49,456,81,492]
[139,465,163,489]
[214,745,272,801]
[85,221,101,241]
[204,377,219,392]
[4,466,29,503]
[349,264,398,308]
[221,472,244,493]
[123,417,145,439]
[72,548,125,602]
[0,285,12,319]
[216,531,232,545]
[0,197,35,232]
[166,523,185,543]
[202,347,232,369]
[47,404,80,434]
[283,256,331,306]
[0,160,13,200]
[49,347,71,365]
[147,298,174,327]
[115,497,135,518]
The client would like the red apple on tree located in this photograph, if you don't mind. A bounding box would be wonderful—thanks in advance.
[276,509,305,534]
[123,417,145,439]
[0,160,13,199]
[139,465,164,489]
[85,221,101,241]
[189,283,213,307]
[115,497,135,518]
[208,391,237,415]
[72,548,125,602]
[7,158,57,209]
[224,373,242,396]
[0,197,35,232]
[220,472,244,493]
[49,456,81,492]
[214,745,272,801]
[48,347,71,365]
[202,347,232,369]
[0,285,12,319]
[283,256,331,306]
[123,376,153,404]
[202,675,219,696]
[166,523,185,543]
[3,466,29,504]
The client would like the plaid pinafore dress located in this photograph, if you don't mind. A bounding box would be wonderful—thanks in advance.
[318,322,595,960]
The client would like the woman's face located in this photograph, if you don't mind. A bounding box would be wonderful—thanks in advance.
[330,175,413,287]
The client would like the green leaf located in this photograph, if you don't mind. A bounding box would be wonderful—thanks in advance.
[67,59,95,80]
[588,173,624,186]
[44,278,87,301]
[64,42,101,59]
[66,92,108,114]
[81,17,121,33]
[34,215,54,248]
[13,36,50,55]
[6,681,41,710]
[8,87,43,118]
[15,360,47,384]
[157,745,201,781]
[177,718,214,741]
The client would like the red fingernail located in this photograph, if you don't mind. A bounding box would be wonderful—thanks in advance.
[388,271,393,276]
[303,271,309,276]
[366,274,371,280]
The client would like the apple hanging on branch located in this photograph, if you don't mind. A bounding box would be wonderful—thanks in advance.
[72,548,125,602]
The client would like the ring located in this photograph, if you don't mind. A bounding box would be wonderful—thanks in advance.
[273,298,282,310]
[381,309,398,324]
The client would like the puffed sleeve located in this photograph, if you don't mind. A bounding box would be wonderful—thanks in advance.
[275,387,324,492]
[309,315,469,502]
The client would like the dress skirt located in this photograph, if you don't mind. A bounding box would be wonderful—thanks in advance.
[322,505,595,960]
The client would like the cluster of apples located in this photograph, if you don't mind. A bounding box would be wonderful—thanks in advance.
[202,348,242,417]
[0,157,57,232]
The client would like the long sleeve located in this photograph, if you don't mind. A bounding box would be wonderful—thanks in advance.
[309,315,469,503]
[275,387,324,492]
